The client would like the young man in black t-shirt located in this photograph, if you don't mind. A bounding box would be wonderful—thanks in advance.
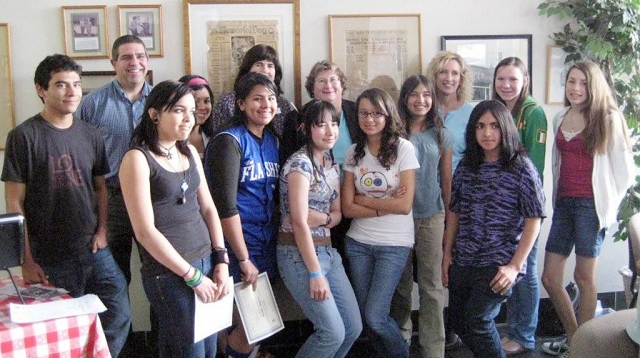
[1,54,131,358]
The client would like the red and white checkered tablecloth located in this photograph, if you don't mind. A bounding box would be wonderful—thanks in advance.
[0,275,111,358]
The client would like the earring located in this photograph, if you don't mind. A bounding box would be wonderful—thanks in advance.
[153,117,159,124]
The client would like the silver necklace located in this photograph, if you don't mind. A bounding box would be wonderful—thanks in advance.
[158,143,176,160]
[163,151,190,204]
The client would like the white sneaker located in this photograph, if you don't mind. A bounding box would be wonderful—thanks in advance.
[542,340,569,356]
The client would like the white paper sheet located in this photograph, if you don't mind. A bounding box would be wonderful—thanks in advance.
[234,272,284,344]
[9,294,107,323]
[194,276,234,343]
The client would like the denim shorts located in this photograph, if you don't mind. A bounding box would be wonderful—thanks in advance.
[545,197,605,258]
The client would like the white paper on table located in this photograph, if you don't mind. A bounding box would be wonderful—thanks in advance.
[194,276,234,343]
[234,272,284,345]
[9,294,107,323]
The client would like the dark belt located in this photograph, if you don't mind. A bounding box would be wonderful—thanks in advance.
[277,232,332,247]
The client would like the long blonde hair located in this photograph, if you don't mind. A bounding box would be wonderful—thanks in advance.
[565,61,630,155]
[426,51,473,103]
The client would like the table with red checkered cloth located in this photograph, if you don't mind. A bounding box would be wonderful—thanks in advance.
[0,275,111,358]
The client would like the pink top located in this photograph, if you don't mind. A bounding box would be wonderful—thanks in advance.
[556,130,594,198]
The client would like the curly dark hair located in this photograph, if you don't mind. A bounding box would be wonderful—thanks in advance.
[350,88,405,169]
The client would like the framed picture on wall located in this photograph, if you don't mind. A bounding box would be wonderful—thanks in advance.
[184,0,301,107]
[117,5,163,57]
[61,6,110,59]
[329,14,422,103]
[441,34,532,102]
[0,23,15,150]
[546,45,571,104]
[82,70,154,95]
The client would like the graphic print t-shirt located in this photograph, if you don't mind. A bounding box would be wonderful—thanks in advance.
[343,138,419,247]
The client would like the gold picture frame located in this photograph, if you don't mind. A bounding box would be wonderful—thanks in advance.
[82,70,154,95]
[546,45,571,105]
[0,23,15,150]
[184,0,301,107]
[117,5,163,57]
[61,6,109,59]
[329,14,422,102]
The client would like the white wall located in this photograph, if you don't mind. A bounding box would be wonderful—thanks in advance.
[0,0,627,309]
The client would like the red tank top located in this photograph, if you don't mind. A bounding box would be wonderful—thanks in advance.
[556,130,593,198]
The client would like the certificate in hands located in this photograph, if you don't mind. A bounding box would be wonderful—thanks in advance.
[194,276,234,343]
[234,272,284,344]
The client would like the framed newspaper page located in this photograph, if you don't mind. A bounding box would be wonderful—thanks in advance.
[441,34,532,102]
[61,6,110,59]
[329,14,422,102]
[0,23,14,150]
[117,5,164,57]
[184,0,301,107]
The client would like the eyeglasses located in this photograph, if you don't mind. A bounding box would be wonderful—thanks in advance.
[315,77,340,86]
[357,111,385,119]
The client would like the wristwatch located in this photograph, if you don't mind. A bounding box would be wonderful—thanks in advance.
[325,213,332,227]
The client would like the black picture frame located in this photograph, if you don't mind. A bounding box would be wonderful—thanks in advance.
[441,34,532,102]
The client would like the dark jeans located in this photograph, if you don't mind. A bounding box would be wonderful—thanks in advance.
[44,247,131,357]
[142,255,217,358]
[107,187,135,284]
[449,264,513,358]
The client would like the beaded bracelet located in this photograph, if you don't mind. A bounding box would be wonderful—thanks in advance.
[185,268,203,288]
[309,270,323,279]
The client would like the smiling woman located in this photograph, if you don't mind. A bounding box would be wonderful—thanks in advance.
[204,72,281,358]
[341,88,419,358]
[118,80,230,357]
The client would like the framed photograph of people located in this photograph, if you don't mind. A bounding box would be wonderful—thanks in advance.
[546,45,571,104]
[184,0,301,107]
[329,14,422,102]
[61,6,109,59]
[82,70,154,95]
[441,34,532,102]
[0,23,15,150]
[117,5,163,57]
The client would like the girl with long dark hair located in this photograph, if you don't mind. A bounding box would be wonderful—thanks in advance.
[443,100,545,358]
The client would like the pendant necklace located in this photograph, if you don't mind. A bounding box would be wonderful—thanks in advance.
[163,148,190,204]
[159,143,176,160]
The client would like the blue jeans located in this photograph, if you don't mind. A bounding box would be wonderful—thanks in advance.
[142,255,217,358]
[277,245,362,358]
[449,264,512,358]
[345,237,410,358]
[43,247,130,358]
[506,238,539,349]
